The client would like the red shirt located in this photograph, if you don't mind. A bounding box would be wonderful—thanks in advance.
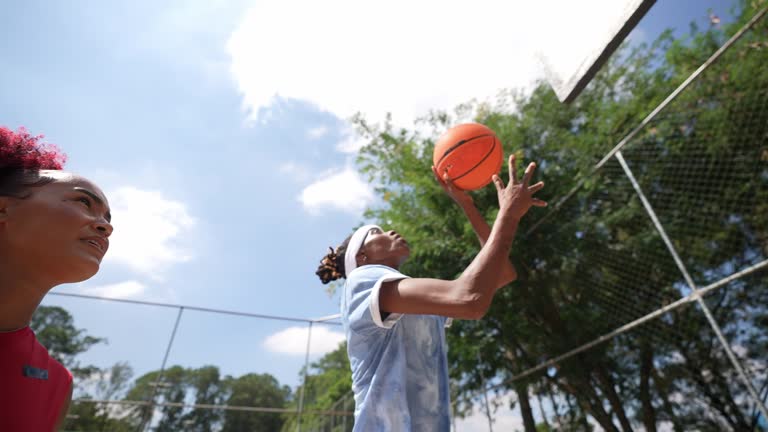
[0,327,72,432]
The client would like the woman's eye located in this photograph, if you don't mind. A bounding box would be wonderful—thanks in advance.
[77,197,92,207]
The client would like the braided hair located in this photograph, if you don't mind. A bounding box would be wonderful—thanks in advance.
[0,126,67,197]
[316,234,353,284]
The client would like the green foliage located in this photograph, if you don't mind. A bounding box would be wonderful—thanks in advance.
[221,373,291,432]
[282,342,353,432]
[351,2,768,430]
[126,365,291,431]
[29,306,136,432]
[31,305,105,379]
[32,303,294,431]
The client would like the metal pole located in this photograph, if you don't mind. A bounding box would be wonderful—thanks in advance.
[296,321,313,432]
[140,306,184,432]
[616,151,768,421]
[49,291,340,325]
[484,254,767,390]
[342,396,348,432]
[525,5,768,237]
[476,353,493,432]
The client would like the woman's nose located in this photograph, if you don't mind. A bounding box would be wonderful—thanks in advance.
[94,221,114,237]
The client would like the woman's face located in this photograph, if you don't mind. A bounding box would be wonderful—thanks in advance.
[0,172,113,284]
[358,227,410,268]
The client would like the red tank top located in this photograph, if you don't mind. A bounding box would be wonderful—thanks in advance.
[0,326,73,431]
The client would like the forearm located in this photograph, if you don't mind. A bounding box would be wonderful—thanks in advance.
[460,203,492,246]
[455,213,519,310]
[460,203,518,286]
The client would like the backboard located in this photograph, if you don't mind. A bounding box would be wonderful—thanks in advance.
[536,0,657,103]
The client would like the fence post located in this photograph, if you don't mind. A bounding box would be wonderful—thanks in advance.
[296,321,313,432]
[140,306,184,432]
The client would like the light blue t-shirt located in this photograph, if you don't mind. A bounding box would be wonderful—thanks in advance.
[342,264,452,432]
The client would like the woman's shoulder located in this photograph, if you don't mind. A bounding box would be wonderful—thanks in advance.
[347,264,405,282]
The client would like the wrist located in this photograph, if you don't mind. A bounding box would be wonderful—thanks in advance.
[494,210,520,236]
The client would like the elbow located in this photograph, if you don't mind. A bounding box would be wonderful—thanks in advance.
[458,292,492,320]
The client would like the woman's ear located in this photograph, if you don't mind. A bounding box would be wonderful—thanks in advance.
[356,251,367,266]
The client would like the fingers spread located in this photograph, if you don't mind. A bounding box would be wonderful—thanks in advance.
[509,154,518,185]
[492,174,505,192]
[528,181,545,194]
[522,162,536,186]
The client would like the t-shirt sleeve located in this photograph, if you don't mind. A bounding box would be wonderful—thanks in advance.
[346,266,409,334]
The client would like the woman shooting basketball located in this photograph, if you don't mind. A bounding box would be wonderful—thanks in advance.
[316,154,545,431]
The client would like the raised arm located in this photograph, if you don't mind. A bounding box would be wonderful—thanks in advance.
[380,155,546,319]
[432,165,517,284]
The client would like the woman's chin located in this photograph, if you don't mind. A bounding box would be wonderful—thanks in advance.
[58,259,101,284]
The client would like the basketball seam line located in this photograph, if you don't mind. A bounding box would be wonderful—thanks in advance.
[452,136,497,182]
[435,134,493,167]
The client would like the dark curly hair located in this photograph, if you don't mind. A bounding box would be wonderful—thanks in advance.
[316,234,353,284]
[0,126,67,197]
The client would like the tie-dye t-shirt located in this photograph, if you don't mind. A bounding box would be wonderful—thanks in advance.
[342,264,452,432]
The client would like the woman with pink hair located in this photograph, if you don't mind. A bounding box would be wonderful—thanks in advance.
[0,127,113,431]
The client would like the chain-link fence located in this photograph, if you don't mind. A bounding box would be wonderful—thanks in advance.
[45,291,353,432]
[469,5,768,431]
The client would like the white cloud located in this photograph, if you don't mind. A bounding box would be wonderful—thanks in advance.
[307,125,330,139]
[78,280,147,299]
[263,326,346,356]
[336,126,368,154]
[227,0,540,128]
[299,167,374,215]
[105,186,196,280]
[227,0,646,125]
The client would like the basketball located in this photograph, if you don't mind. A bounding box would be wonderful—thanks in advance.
[432,123,504,191]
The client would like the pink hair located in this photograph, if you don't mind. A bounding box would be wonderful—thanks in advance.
[0,126,67,170]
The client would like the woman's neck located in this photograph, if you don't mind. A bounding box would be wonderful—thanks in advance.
[0,261,51,331]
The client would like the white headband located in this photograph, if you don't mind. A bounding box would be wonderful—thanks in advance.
[344,224,380,276]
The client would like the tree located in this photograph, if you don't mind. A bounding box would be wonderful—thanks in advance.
[221,373,291,432]
[125,365,291,431]
[64,362,135,432]
[31,305,105,378]
[351,1,768,429]
[31,306,137,431]
[282,342,353,432]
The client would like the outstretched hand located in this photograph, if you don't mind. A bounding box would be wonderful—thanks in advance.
[432,165,473,208]
[492,154,547,221]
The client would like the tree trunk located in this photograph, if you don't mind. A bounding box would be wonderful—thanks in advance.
[558,375,618,432]
[536,390,551,431]
[594,365,633,432]
[679,344,749,430]
[505,348,537,432]
[650,369,684,432]
[514,380,538,432]
[639,343,657,432]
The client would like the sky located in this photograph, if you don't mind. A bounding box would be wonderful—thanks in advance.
[1,0,740,429]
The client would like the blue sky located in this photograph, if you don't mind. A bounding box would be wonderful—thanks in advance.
[1,0,739,427]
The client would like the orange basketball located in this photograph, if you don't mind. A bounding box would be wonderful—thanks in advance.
[432,123,503,191]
